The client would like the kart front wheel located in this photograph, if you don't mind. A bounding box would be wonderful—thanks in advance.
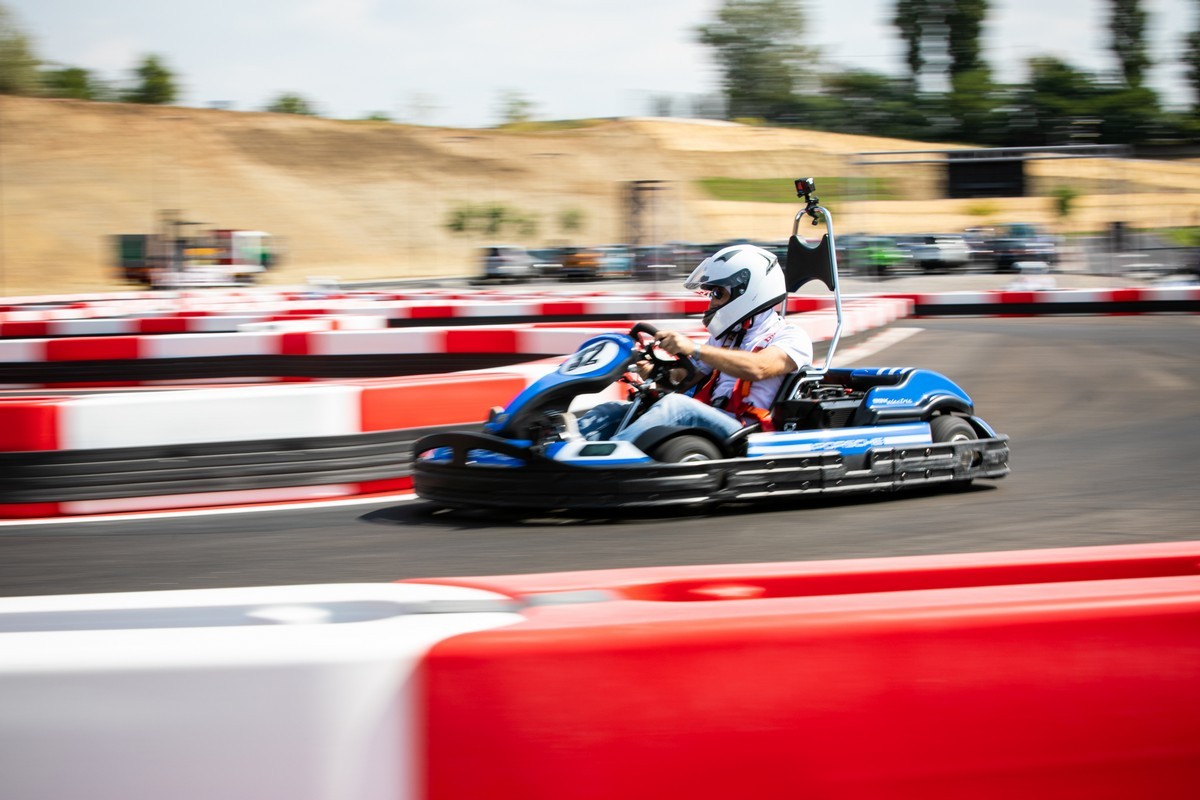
[931,414,976,443]
[931,415,981,480]
[650,435,722,463]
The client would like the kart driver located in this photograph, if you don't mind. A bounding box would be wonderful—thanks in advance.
[576,244,813,444]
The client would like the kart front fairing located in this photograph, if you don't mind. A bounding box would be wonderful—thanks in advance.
[486,332,639,441]
[420,330,662,468]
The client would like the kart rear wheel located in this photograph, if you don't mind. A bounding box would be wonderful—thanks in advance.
[650,435,722,463]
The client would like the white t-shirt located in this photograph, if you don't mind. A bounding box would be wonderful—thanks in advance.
[696,310,813,412]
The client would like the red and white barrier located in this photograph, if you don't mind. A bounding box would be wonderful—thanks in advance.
[0,581,523,800]
[4,284,1194,338]
[0,299,910,391]
[0,295,836,337]
[0,301,911,449]
[0,369,560,452]
[1,541,1197,799]
[0,299,902,365]
[885,284,1200,314]
[0,301,909,517]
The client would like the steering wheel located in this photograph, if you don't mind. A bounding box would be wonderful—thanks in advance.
[628,322,698,393]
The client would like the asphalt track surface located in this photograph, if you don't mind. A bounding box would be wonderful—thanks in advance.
[2,315,1197,598]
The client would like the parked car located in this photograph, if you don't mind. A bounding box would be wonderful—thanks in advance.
[987,223,1058,273]
[632,244,681,278]
[560,246,604,281]
[895,233,972,273]
[836,234,912,277]
[478,245,536,283]
[596,245,635,279]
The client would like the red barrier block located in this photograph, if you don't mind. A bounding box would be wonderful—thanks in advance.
[414,543,1200,800]
[359,374,528,431]
[411,305,457,319]
[279,332,311,355]
[996,290,1039,305]
[137,317,191,334]
[0,397,61,451]
[540,302,587,316]
[444,329,520,354]
[45,336,139,361]
[0,321,49,338]
[0,501,62,519]
[784,296,831,313]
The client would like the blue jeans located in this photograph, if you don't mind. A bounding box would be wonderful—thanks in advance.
[576,393,744,444]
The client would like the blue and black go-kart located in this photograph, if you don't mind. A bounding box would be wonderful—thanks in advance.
[413,179,1009,511]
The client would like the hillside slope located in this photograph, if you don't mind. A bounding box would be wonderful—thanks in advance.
[1,97,1197,296]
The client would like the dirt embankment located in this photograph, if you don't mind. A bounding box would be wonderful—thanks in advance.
[2,96,1197,296]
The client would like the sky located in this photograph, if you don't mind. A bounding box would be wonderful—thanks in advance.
[6,0,1195,128]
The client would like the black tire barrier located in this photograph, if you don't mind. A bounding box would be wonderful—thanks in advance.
[0,424,474,504]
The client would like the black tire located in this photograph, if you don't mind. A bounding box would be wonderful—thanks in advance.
[931,415,980,480]
[650,434,722,463]
[931,414,976,443]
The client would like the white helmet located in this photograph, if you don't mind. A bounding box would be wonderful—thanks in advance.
[683,244,788,338]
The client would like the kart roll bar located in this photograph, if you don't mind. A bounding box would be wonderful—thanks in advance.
[786,178,843,375]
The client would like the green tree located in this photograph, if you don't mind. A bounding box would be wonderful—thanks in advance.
[947,68,999,143]
[1052,185,1078,222]
[264,92,318,115]
[558,207,585,235]
[496,89,535,125]
[946,0,988,78]
[893,0,930,84]
[818,69,927,139]
[696,0,814,120]
[1110,0,1149,87]
[1016,56,1099,144]
[121,54,177,104]
[0,4,41,95]
[1184,24,1200,112]
[892,1,989,86]
[445,203,539,239]
[42,65,112,101]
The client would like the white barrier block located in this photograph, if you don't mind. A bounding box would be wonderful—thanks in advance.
[517,328,610,356]
[457,301,538,317]
[308,329,442,356]
[61,384,363,449]
[0,338,43,362]
[0,583,521,800]
[183,315,254,332]
[53,319,138,336]
[142,332,280,359]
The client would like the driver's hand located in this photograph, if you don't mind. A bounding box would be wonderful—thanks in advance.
[654,330,697,358]
[634,359,654,379]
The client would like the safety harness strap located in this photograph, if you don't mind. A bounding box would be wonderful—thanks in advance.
[692,320,776,432]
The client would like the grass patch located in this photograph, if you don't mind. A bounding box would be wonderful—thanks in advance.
[494,119,613,133]
[1160,227,1200,247]
[696,177,895,203]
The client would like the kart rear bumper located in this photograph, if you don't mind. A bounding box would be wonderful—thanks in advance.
[412,431,1010,511]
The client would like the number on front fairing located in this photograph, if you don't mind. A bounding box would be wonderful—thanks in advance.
[560,340,623,376]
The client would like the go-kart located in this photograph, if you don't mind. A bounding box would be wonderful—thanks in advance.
[413,179,1009,510]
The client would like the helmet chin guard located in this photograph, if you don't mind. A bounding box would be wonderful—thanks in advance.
[684,245,787,338]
